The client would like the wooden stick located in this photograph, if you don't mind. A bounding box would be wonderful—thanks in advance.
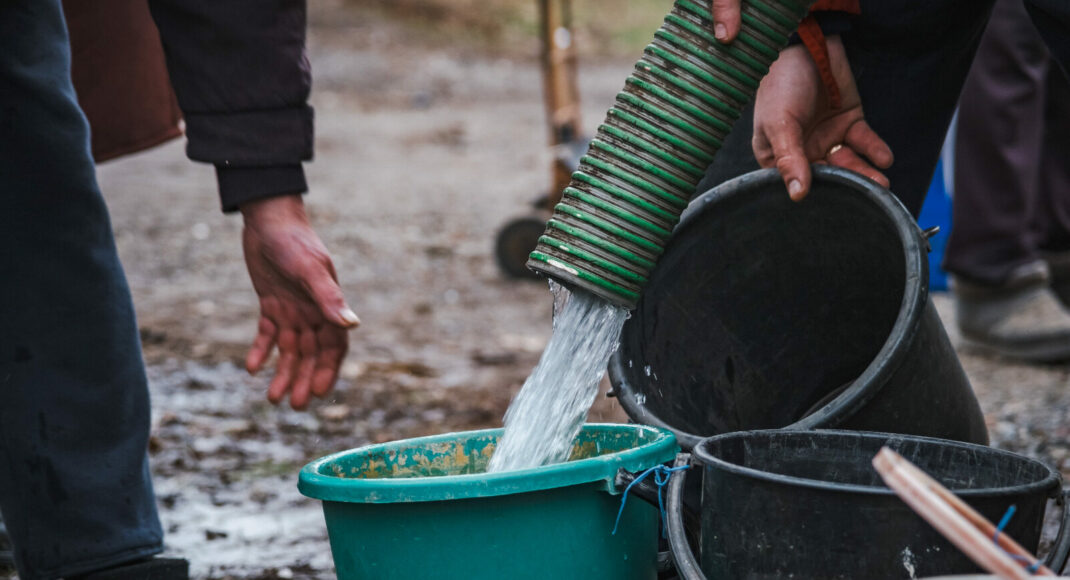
[888,450,1054,574]
[873,448,1054,579]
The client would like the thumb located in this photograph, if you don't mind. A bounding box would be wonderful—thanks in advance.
[711,0,741,43]
[305,263,360,328]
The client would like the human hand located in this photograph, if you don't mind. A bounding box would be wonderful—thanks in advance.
[751,36,893,201]
[240,194,358,410]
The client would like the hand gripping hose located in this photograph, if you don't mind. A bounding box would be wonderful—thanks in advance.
[527,0,814,308]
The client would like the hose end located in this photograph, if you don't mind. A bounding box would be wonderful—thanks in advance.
[526,256,639,310]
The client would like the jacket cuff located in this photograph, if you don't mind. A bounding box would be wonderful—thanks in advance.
[216,164,308,213]
[184,105,314,165]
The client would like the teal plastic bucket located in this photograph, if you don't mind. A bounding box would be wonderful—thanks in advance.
[299,424,678,580]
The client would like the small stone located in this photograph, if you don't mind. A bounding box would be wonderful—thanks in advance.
[318,404,351,421]
[221,419,254,436]
[157,412,182,427]
[191,222,211,240]
[195,300,216,316]
[499,333,545,353]
[472,351,517,366]
[340,361,366,380]
[420,409,446,422]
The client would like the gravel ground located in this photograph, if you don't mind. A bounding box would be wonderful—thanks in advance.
[3,2,1069,578]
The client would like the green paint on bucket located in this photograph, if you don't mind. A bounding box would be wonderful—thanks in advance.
[299,424,678,580]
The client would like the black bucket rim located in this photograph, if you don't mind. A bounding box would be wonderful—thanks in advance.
[691,429,1062,499]
[608,166,929,449]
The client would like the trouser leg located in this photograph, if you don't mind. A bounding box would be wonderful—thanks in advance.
[944,0,1050,285]
[698,0,994,217]
[1032,66,1070,254]
[0,1,163,579]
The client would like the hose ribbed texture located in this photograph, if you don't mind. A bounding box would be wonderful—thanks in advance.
[527,0,813,308]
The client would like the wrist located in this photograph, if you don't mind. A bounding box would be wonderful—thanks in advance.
[239,193,308,225]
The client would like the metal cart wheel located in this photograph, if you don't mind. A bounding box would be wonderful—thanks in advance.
[494,215,547,279]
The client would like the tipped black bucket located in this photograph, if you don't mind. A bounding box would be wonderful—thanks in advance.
[608,166,989,448]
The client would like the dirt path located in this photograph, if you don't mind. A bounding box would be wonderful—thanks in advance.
[11,3,1065,579]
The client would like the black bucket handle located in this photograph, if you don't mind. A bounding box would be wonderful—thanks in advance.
[1045,488,1070,574]
[665,453,704,580]
[663,453,1070,579]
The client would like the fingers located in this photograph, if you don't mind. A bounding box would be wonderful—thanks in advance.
[311,326,348,398]
[757,120,812,202]
[256,297,351,409]
[711,0,741,43]
[844,119,894,170]
[245,315,278,374]
[267,326,300,405]
[827,146,891,189]
[304,260,360,329]
[288,328,319,410]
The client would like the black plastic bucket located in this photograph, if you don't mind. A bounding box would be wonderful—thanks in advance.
[665,430,1070,579]
[608,166,989,449]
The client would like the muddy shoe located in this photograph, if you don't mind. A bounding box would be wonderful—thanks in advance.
[953,262,1070,362]
[1043,250,1070,308]
[71,558,189,580]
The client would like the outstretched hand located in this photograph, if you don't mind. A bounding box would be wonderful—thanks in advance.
[752,38,893,201]
[240,194,358,410]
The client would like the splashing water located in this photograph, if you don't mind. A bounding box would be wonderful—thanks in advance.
[487,282,629,473]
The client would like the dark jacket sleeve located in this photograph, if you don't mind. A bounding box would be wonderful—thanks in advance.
[147,0,314,212]
[1026,0,1070,79]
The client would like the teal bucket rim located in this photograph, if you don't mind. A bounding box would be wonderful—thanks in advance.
[298,423,678,504]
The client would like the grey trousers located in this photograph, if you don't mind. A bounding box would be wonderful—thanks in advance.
[944,0,1070,285]
[0,1,164,578]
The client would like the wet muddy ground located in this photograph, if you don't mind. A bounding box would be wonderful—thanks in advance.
[4,2,1069,578]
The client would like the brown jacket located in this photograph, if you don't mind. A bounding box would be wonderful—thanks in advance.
[64,0,182,163]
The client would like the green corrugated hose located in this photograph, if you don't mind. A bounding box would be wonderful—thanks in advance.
[527,0,814,308]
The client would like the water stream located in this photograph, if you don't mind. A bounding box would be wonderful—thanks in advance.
[487,282,628,473]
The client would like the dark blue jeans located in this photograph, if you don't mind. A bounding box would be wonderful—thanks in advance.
[698,0,997,216]
[0,1,163,578]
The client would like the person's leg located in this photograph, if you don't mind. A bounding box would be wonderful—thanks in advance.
[944,0,1050,285]
[0,1,164,578]
[1034,66,1070,304]
[942,0,1070,362]
[698,0,994,216]
[1034,66,1070,252]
